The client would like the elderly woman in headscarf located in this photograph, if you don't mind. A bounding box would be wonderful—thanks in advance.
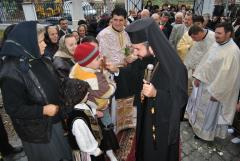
[53,34,77,81]
[43,25,59,60]
[0,21,72,161]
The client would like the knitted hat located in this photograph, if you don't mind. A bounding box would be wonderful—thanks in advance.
[74,42,99,66]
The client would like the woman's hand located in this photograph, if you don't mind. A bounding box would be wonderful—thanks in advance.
[43,104,59,116]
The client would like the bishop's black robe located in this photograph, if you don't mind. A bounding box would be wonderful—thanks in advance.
[125,18,188,161]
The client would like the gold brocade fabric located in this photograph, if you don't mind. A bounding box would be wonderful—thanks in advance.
[177,32,194,61]
[110,27,125,49]
[118,32,124,48]
[116,97,136,133]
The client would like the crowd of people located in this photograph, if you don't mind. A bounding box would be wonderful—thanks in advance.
[0,1,240,161]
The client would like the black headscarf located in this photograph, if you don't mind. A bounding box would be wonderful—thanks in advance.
[1,21,41,59]
[125,18,186,89]
[0,21,43,72]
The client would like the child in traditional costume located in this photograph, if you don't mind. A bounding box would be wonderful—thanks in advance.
[62,78,104,161]
[69,42,119,161]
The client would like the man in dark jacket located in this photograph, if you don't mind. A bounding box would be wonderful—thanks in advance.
[58,18,72,39]
[160,12,173,39]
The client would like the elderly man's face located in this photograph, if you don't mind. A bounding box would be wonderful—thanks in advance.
[175,16,183,24]
[184,15,192,27]
[59,20,68,30]
[131,43,152,59]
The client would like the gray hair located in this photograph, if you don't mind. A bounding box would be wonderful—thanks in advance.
[151,13,160,19]
[175,12,184,19]
[141,9,150,18]
[203,13,211,21]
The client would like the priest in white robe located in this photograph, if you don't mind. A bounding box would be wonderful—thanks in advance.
[186,22,240,141]
[97,11,131,66]
[183,25,215,97]
[96,8,132,132]
[184,25,215,73]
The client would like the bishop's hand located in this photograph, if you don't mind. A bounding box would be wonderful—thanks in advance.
[142,79,157,98]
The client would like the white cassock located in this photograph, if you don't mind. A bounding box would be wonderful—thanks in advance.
[186,39,240,141]
[184,29,215,74]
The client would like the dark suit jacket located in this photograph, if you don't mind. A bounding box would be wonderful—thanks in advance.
[162,22,172,39]
[59,28,72,39]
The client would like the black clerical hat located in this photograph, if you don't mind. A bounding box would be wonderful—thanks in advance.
[125,18,155,44]
[125,18,187,107]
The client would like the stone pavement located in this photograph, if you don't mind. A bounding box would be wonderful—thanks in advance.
[181,122,240,161]
[1,112,240,161]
